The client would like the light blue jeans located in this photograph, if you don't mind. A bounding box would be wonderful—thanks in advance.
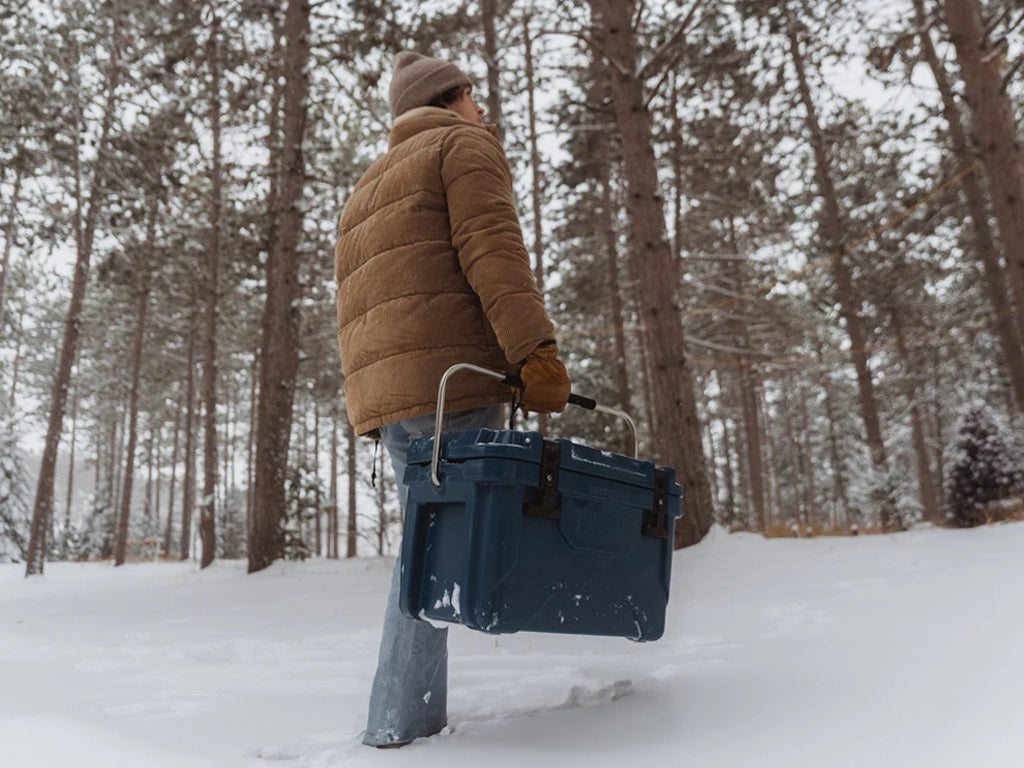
[363,405,502,747]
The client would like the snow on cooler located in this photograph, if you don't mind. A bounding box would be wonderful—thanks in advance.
[2,523,1023,767]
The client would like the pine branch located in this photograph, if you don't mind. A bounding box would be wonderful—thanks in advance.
[1002,52,1023,94]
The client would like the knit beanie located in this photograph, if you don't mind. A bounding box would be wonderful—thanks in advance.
[389,51,472,118]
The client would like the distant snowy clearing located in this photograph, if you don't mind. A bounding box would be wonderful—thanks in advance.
[2,523,1023,767]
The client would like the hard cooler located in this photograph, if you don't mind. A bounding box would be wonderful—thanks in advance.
[398,428,682,641]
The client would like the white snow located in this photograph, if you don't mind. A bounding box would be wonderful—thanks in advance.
[2,523,1024,767]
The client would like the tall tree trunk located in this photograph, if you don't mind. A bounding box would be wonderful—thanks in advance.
[763,405,786,528]
[819,364,850,529]
[247,351,258,548]
[780,373,803,519]
[329,408,339,559]
[62,387,78,559]
[891,309,941,523]
[25,24,120,576]
[113,409,126,525]
[727,220,766,529]
[943,0,1024,367]
[180,324,198,560]
[346,420,357,558]
[163,389,182,557]
[587,0,714,547]
[152,426,161,529]
[915,0,1024,412]
[719,403,737,523]
[480,0,505,140]
[249,0,311,573]
[797,377,818,524]
[522,16,550,435]
[929,349,947,517]
[143,427,154,529]
[598,131,632,420]
[703,392,720,506]
[199,9,224,570]
[313,403,322,557]
[788,26,888,471]
[113,200,156,566]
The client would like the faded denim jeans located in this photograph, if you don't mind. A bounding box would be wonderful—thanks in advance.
[363,405,502,747]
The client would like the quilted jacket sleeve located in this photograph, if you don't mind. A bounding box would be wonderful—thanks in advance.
[440,126,555,365]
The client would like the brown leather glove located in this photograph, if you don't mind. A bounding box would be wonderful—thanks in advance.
[516,340,571,414]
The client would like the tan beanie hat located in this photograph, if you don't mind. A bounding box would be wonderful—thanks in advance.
[389,51,472,118]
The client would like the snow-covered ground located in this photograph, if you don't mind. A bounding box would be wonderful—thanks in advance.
[2,523,1023,767]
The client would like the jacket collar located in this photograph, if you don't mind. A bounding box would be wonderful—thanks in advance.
[389,106,499,149]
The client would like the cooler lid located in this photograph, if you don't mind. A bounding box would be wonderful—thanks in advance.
[557,438,681,494]
[407,428,544,467]
[407,429,679,497]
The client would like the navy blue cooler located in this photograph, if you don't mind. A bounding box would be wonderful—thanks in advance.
[397,364,683,641]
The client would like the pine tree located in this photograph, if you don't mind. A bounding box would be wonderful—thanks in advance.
[945,406,1023,527]
[0,418,32,562]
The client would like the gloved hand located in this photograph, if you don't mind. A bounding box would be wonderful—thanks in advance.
[516,340,571,414]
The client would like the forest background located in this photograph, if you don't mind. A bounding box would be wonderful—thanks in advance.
[1,0,1023,575]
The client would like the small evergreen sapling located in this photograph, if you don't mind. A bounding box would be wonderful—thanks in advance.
[945,406,1023,527]
[0,421,32,563]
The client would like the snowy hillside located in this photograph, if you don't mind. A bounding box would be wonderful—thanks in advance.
[2,523,1023,768]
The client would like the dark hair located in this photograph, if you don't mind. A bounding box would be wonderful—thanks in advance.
[428,84,467,108]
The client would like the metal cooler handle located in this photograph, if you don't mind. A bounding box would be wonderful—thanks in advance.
[431,363,638,486]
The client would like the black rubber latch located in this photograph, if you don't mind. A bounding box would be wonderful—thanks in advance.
[642,468,670,539]
[523,438,561,520]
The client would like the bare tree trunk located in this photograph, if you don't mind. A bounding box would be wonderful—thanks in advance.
[719,403,737,523]
[198,9,225,570]
[247,351,258,549]
[113,409,127,525]
[101,416,119,559]
[914,0,1024,412]
[329,408,339,559]
[929,349,947,517]
[25,25,120,576]
[704,402,720,507]
[819,365,850,530]
[797,378,818,525]
[588,0,714,547]
[891,309,941,523]
[113,201,156,566]
[788,26,888,471]
[153,426,161,529]
[523,15,549,435]
[598,132,632,419]
[763,404,786,528]
[143,427,154,531]
[249,0,311,573]
[480,0,505,140]
[180,324,198,560]
[943,0,1024,358]
[346,420,357,558]
[62,388,78,559]
[780,373,803,520]
[313,403,322,557]
[163,389,182,557]
[727,221,766,529]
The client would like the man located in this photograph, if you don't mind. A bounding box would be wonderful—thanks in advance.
[334,51,571,748]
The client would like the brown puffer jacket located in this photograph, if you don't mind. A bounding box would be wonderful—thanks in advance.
[335,107,555,437]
